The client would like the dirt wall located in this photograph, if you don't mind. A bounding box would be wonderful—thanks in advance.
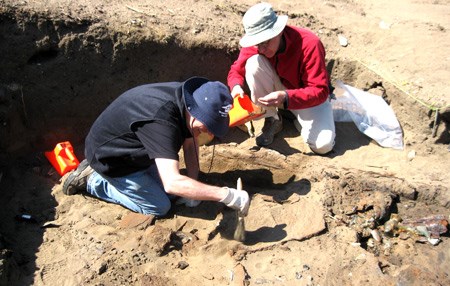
[2,3,448,161]
[0,7,238,158]
[1,1,449,285]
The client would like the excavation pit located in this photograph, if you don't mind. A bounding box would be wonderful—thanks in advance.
[1,2,449,285]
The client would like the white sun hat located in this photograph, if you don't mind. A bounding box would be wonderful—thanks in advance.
[239,2,288,48]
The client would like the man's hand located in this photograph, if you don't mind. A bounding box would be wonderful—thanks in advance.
[231,85,245,98]
[257,90,287,107]
[220,187,250,216]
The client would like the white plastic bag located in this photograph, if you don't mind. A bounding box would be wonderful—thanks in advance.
[331,81,404,150]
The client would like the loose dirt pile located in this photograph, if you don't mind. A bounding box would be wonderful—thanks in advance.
[1,0,449,285]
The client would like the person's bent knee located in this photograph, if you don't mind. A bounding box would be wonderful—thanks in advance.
[310,141,334,155]
[140,200,171,217]
[308,132,335,155]
[245,54,265,75]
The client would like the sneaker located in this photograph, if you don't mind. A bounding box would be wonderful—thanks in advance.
[255,116,283,146]
[62,159,94,195]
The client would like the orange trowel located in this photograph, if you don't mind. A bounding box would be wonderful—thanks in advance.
[229,94,265,128]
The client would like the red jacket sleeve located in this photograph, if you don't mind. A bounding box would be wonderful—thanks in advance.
[227,47,258,91]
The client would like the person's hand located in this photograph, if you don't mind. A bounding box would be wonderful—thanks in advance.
[257,90,287,107]
[231,85,245,98]
[220,187,250,216]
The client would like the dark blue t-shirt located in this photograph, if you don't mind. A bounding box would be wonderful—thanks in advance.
[85,81,192,177]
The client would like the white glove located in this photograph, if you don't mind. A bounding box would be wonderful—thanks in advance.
[220,187,250,216]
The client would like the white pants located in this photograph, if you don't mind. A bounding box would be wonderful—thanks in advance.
[245,55,335,154]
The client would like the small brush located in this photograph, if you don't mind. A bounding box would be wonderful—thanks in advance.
[233,177,246,242]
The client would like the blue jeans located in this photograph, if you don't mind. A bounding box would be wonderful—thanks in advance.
[86,164,172,216]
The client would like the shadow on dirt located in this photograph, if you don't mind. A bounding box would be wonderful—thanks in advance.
[332,122,372,156]
[244,224,288,245]
[200,168,311,195]
[0,155,59,286]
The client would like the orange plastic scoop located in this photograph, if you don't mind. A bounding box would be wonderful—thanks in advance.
[45,141,80,176]
[229,94,265,127]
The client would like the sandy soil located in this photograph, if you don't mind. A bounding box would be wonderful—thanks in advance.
[0,0,449,285]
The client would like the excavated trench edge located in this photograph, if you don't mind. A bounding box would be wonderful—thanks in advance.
[1,8,449,286]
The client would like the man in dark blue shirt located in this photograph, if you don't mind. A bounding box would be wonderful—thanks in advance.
[62,77,249,217]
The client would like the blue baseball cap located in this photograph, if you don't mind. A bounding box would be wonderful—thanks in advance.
[183,77,233,138]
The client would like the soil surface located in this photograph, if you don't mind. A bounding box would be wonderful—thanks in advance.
[1,0,449,285]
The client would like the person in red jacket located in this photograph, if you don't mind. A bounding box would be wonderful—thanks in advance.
[227,2,335,154]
